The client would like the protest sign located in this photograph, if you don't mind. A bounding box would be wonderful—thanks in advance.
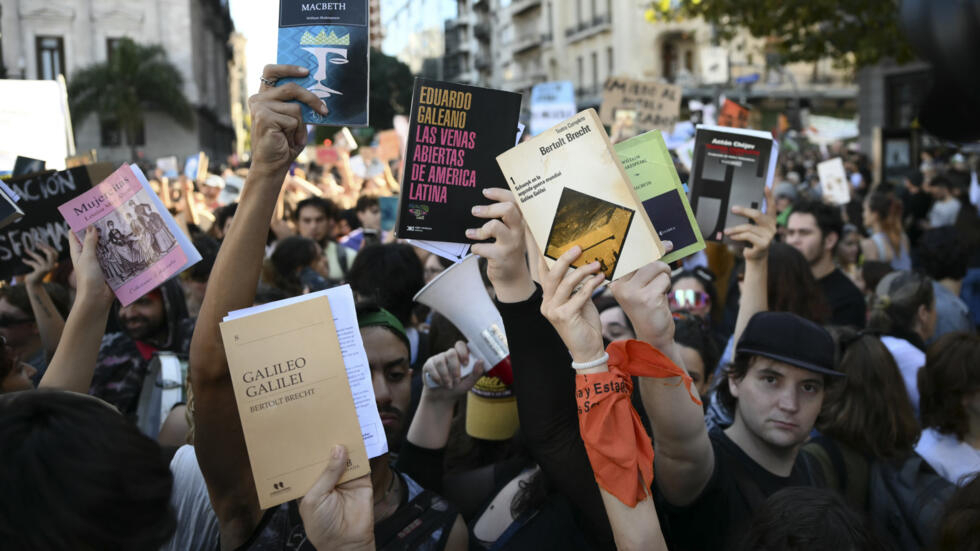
[376,130,402,161]
[0,163,113,280]
[0,78,75,172]
[700,48,729,85]
[530,81,576,136]
[599,77,681,131]
[716,98,750,129]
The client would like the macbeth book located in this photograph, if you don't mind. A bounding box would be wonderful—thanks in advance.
[496,109,664,281]
[220,285,386,509]
[277,0,369,126]
[614,130,705,264]
[688,125,779,241]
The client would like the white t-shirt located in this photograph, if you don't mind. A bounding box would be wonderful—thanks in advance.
[879,336,925,412]
[162,445,220,551]
[916,428,980,486]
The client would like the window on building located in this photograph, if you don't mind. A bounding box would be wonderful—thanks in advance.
[577,56,583,87]
[685,50,694,72]
[576,0,582,25]
[591,51,598,91]
[36,36,65,80]
[100,118,146,147]
[591,0,597,20]
[607,46,613,76]
[106,38,122,64]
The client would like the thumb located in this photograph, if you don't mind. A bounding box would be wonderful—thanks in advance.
[304,444,349,504]
[84,225,99,251]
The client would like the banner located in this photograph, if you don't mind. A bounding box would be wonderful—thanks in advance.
[0,163,113,280]
[599,77,681,131]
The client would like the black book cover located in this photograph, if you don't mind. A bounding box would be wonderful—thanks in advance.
[395,78,522,243]
[688,125,778,241]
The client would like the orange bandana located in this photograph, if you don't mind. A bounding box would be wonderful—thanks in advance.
[575,339,702,506]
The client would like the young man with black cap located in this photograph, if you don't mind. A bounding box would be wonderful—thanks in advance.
[614,197,843,550]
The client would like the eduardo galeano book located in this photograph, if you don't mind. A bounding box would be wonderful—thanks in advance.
[688,124,779,241]
[220,285,386,510]
[57,164,201,307]
[396,78,522,245]
[496,109,665,281]
[277,0,369,126]
[614,130,705,264]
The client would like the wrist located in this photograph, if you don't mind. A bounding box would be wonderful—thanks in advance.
[75,290,113,312]
[490,270,535,303]
[570,346,606,365]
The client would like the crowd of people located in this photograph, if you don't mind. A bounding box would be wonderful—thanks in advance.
[2,64,980,550]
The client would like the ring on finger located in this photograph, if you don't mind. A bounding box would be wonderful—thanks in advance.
[259,76,278,87]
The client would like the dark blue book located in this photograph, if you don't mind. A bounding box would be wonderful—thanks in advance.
[277,0,369,126]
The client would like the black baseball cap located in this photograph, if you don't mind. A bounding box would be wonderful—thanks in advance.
[735,312,841,377]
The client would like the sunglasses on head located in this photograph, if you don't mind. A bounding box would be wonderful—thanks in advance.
[668,289,710,312]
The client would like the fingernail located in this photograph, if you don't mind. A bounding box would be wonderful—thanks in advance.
[465,229,476,238]
[319,104,328,115]
[663,240,673,249]
[471,205,483,215]
[332,444,343,459]
[482,188,491,196]
[299,67,309,74]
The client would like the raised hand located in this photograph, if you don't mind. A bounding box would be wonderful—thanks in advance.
[22,243,59,286]
[537,246,606,364]
[723,186,776,262]
[299,445,375,551]
[69,227,114,307]
[249,64,328,176]
[609,254,675,350]
[422,340,485,395]
[468,188,534,302]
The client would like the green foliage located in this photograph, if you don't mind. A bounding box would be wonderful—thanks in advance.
[647,0,914,67]
[68,38,193,152]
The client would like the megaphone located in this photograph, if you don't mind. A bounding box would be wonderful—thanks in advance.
[414,254,512,388]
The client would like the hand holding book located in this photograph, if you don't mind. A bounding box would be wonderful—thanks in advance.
[251,64,328,174]
[723,185,776,263]
[298,445,375,551]
[468,188,535,303]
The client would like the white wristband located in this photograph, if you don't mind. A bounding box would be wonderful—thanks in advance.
[571,352,609,371]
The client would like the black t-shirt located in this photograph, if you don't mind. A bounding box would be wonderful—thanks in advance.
[658,428,821,551]
[819,268,866,328]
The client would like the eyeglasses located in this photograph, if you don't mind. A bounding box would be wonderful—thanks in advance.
[0,316,34,328]
[669,289,711,312]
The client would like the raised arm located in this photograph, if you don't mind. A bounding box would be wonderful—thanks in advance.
[610,259,714,506]
[724,187,776,348]
[470,188,615,549]
[536,249,666,551]
[38,228,115,393]
[22,244,66,361]
[189,64,327,550]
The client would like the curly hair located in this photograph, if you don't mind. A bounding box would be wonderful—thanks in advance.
[919,332,980,440]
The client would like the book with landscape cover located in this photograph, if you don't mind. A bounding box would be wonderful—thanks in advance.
[277,0,369,126]
[614,130,705,264]
[688,125,779,241]
[395,78,522,247]
[496,109,665,281]
[220,285,386,509]
[57,164,202,307]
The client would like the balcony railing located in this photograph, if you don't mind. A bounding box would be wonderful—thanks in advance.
[512,33,542,55]
[565,13,612,42]
[511,0,542,16]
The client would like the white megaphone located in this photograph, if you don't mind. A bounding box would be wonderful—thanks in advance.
[414,254,512,389]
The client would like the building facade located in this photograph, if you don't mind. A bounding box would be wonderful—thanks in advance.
[0,0,237,166]
[441,0,855,123]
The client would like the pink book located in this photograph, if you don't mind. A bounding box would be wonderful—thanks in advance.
[58,164,201,306]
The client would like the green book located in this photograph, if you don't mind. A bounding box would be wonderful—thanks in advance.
[614,130,705,264]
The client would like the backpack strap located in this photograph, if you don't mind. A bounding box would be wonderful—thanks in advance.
[375,488,457,551]
[810,434,847,490]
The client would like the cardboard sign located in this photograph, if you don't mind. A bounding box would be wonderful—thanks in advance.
[0,163,113,280]
[599,77,681,131]
[716,99,750,129]
[315,145,340,165]
[817,157,851,205]
[376,130,402,161]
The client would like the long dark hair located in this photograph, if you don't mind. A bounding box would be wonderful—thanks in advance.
[818,327,920,459]
[766,242,831,323]
[919,332,980,441]
[265,236,319,296]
